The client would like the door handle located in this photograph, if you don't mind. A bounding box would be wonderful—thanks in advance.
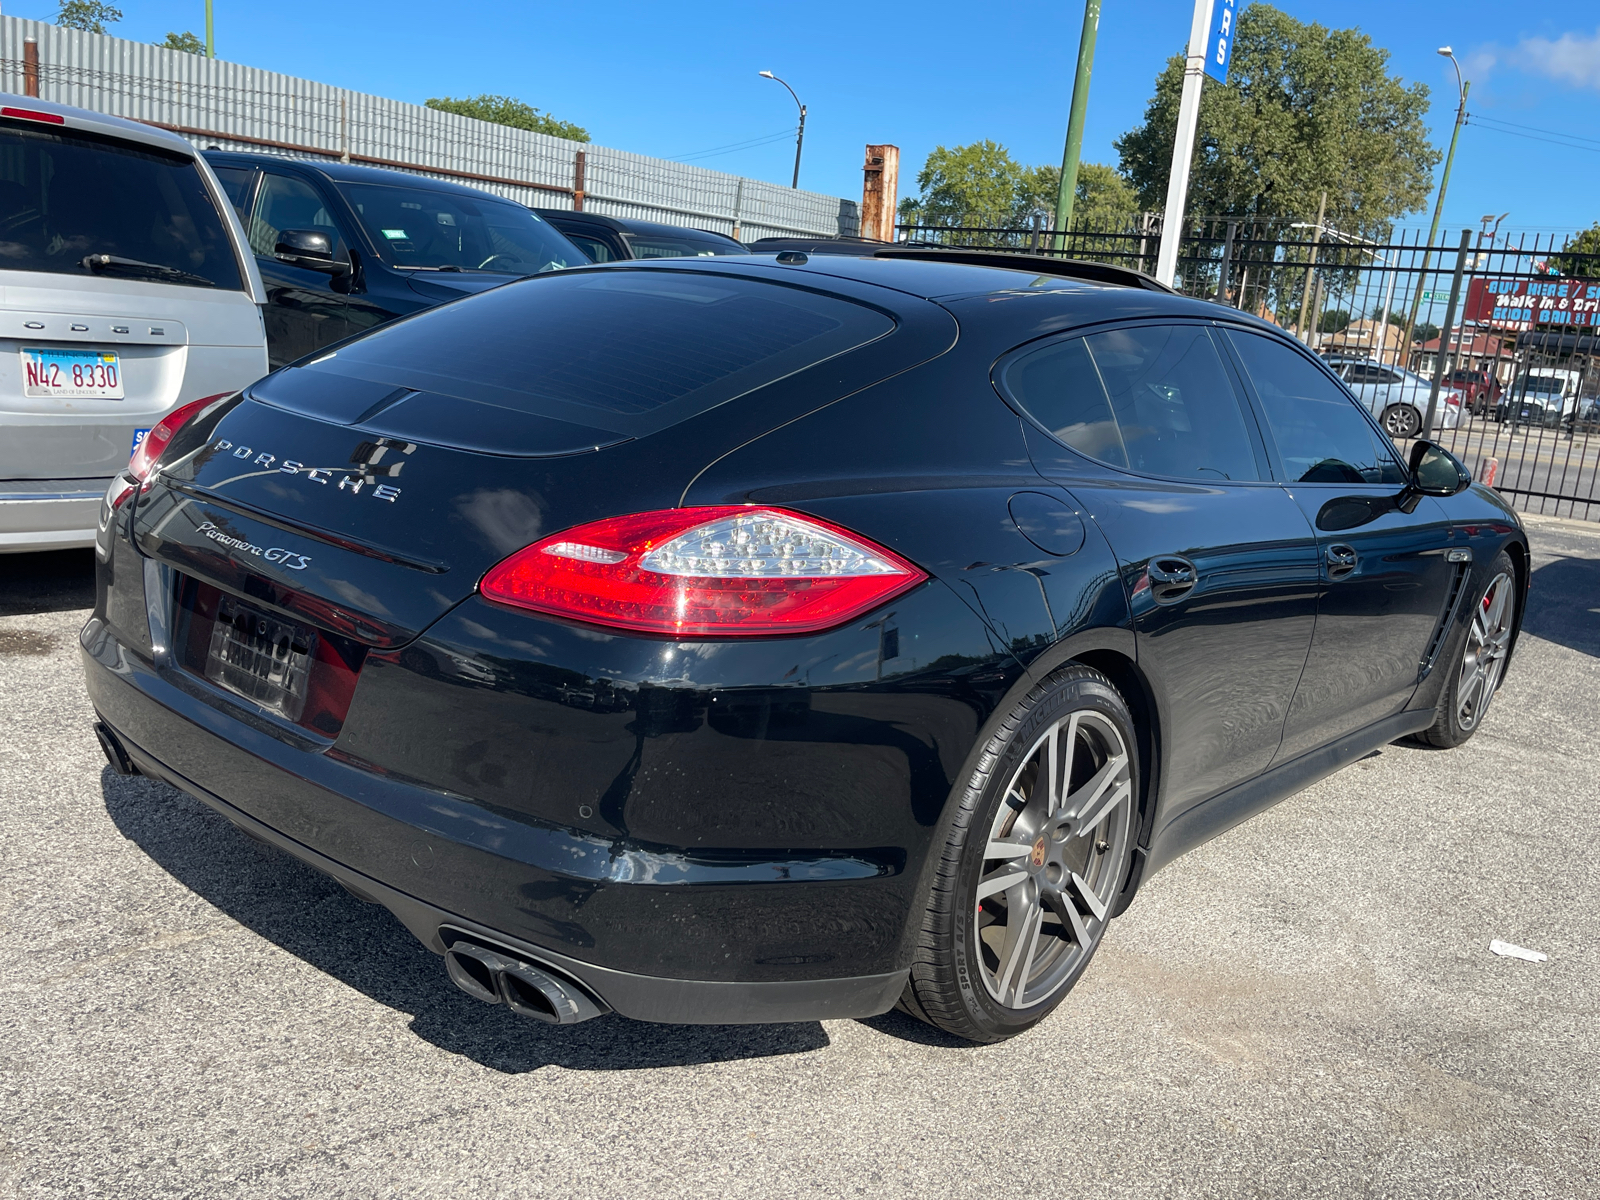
[1146,556,1197,604]
[1325,544,1358,580]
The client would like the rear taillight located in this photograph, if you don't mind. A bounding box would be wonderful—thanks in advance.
[127,393,232,490]
[480,507,926,637]
[0,106,64,125]
[1444,391,1462,407]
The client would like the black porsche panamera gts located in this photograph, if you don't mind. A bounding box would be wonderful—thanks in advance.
[83,247,1528,1043]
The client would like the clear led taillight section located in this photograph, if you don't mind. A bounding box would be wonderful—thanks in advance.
[481,506,926,637]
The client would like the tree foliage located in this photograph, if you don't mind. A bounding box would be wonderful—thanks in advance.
[158,31,205,54]
[897,142,1138,232]
[56,1,121,33]
[425,94,589,143]
[1115,4,1439,239]
[1318,309,1351,334]
[1550,223,1600,278]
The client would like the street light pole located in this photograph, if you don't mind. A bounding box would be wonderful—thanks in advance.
[205,0,214,57]
[759,71,806,189]
[1053,0,1104,251]
[1400,47,1468,369]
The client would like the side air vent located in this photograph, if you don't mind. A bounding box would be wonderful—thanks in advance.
[1419,560,1472,678]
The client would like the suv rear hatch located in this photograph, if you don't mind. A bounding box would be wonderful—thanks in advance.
[132,264,955,654]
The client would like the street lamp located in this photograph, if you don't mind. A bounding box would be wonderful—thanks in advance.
[759,70,806,190]
[1400,47,1470,369]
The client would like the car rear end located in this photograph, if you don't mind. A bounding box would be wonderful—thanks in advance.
[80,260,1010,1025]
[0,96,266,552]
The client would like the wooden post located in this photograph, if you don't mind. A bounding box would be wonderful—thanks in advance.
[23,38,40,98]
[860,144,899,242]
[572,150,586,212]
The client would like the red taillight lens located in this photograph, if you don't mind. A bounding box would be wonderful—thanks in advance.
[1,106,65,125]
[480,506,927,637]
[129,393,232,484]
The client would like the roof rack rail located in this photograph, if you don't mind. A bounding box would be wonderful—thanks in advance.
[875,245,1173,293]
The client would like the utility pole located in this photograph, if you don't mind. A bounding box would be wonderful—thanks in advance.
[1401,47,1468,369]
[759,71,806,189]
[1155,0,1236,286]
[1295,190,1327,340]
[1053,0,1103,250]
[205,0,214,57]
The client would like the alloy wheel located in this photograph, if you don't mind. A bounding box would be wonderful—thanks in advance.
[974,710,1133,1010]
[1457,572,1514,732]
[1383,404,1421,438]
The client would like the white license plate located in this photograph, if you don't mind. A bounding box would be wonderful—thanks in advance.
[21,347,124,399]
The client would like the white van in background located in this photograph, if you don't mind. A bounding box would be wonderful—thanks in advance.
[0,94,267,552]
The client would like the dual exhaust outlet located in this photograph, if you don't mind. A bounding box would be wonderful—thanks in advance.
[443,935,608,1025]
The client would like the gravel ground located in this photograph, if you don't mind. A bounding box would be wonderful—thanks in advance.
[1,516,1596,1199]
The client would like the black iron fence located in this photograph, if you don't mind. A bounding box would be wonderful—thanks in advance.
[898,219,1600,522]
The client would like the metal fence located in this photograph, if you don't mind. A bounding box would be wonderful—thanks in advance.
[900,218,1600,523]
[0,15,858,241]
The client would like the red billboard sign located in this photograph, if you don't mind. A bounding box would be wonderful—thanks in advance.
[1465,276,1600,331]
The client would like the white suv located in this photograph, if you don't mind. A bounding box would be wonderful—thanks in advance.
[0,95,267,553]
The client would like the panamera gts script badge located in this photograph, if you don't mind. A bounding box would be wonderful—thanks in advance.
[195,522,311,570]
[210,437,417,502]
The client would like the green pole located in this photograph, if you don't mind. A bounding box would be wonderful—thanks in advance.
[1401,76,1468,368]
[205,0,214,57]
[1053,0,1103,253]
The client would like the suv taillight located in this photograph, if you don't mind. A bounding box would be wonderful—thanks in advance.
[480,507,926,637]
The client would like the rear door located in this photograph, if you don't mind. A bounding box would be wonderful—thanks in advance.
[1010,321,1321,820]
[1223,329,1457,761]
[247,170,352,367]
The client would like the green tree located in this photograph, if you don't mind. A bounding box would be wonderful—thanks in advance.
[1550,223,1600,278]
[158,31,205,54]
[425,94,588,143]
[898,141,1025,230]
[1318,309,1351,334]
[55,1,121,33]
[1115,5,1438,240]
[1014,162,1137,229]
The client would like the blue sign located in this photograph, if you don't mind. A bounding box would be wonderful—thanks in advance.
[1205,0,1239,82]
[131,428,150,456]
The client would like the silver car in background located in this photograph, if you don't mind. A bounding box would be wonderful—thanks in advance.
[0,95,267,553]
[1322,354,1462,439]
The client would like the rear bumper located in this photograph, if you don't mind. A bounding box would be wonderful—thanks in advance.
[81,617,911,1024]
[0,482,107,551]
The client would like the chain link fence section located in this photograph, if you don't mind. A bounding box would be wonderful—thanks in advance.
[0,16,857,242]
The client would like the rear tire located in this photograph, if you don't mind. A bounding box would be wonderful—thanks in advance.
[1414,551,1517,749]
[1382,404,1422,438]
[898,664,1138,1043]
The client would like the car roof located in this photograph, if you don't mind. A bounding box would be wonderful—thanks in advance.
[534,209,744,245]
[1,91,200,159]
[202,148,529,202]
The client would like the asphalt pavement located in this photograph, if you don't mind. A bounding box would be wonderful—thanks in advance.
[2,519,1597,1199]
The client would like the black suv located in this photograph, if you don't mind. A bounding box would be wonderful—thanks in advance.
[206,152,588,368]
[533,209,747,262]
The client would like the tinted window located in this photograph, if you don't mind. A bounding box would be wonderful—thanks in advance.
[626,234,747,259]
[0,123,242,289]
[564,232,618,262]
[338,182,586,274]
[210,165,256,222]
[1005,324,1261,481]
[1227,331,1407,485]
[250,172,345,259]
[314,270,894,435]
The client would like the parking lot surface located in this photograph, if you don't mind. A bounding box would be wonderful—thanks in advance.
[2,517,1597,1200]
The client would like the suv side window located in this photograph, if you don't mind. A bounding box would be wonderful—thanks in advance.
[1226,331,1408,486]
[249,172,346,260]
[210,165,258,224]
[1004,324,1262,482]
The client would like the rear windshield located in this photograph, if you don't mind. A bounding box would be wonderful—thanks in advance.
[0,122,242,289]
[338,181,586,274]
[626,232,748,258]
[1521,375,1566,394]
[309,268,894,435]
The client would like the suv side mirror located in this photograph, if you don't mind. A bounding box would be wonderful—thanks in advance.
[1407,440,1472,497]
[274,229,349,275]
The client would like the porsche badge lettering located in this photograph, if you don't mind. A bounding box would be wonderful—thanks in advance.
[195,522,311,570]
[210,437,416,502]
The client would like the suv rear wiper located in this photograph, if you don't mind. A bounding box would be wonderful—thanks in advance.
[81,253,215,287]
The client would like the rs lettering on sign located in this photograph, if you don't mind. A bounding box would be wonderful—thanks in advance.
[1206,0,1239,82]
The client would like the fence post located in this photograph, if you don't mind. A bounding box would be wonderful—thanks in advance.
[1214,221,1237,303]
[23,38,39,98]
[340,97,350,163]
[731,177,743,242]
[1421,229,1473,441]
[572,150,585,212]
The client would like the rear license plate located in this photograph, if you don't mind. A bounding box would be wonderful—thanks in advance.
[21,346,123,399]
[204,595,317,720]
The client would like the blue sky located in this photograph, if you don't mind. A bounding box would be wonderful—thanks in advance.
[13,1,1600,236]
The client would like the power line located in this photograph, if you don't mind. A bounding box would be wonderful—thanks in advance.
[667,128,795,163]
[1466,114,1600,154]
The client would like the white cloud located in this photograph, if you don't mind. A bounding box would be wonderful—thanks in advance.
[1507,27,1600,90]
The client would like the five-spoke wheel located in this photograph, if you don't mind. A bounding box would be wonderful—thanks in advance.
[1457,570,1514,733]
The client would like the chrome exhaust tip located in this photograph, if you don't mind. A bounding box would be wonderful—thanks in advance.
[442,938,608,1025]
[93,721,138,776]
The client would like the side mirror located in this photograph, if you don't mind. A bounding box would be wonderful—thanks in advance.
[274,229,349,275]
[1407,440,1472,497]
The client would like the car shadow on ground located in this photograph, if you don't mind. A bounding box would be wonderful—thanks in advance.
[103,769,831,1073]
[0,548,96,617]
[1523,554,1600,658]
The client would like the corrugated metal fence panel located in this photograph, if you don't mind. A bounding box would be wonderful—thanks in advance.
[0,16,856,239]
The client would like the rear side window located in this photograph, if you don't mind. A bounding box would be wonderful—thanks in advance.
[627,234,745,258]
[317,269,894,435]
[0,122,242,289]
[1003,324,1262,482]
[1227,331,1408,486]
